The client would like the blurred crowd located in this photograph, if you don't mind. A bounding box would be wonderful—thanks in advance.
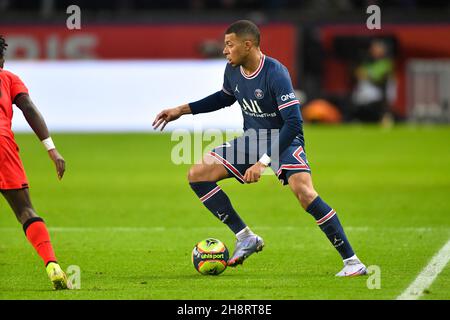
[1,0,448,13]
[1,0,448,125]
[301,38,396,125]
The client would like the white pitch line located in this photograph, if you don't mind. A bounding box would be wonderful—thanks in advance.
[0,226,446,233]
[0,226,444,233]
[396,238,450,300]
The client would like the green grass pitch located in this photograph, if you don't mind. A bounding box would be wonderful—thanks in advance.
[0,125,449,299]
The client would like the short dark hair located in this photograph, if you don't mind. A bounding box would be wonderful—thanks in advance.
[225,20,260,46]
[0,35,7,58]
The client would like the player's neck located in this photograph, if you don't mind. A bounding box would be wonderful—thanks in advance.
[241,50,262,76]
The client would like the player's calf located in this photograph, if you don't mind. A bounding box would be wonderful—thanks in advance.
[189,181,247,234]
[23,217,58,266]
[305,196,356,260]
[1,190,38,225]
[293,188,318,210]
[15,207,38,225]
[288,173,367,274]
[23,217,72,289]
[288,172,318,210]
[188,156,248,233]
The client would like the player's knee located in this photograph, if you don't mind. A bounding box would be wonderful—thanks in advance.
[187,165,198,182]
[187,164,208,183]
[295,186,318,210]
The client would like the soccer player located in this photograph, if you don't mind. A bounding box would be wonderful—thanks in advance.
[0,36,71,289]
[153,21,367,276]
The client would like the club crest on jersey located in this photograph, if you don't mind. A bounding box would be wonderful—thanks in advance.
[254,89,264,99]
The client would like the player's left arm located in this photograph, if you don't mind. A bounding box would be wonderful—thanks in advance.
[14,93,65,180]
[268,68,302,158]
[243,69,302,183]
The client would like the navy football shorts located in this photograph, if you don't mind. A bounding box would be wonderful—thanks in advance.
[208,134,311,185]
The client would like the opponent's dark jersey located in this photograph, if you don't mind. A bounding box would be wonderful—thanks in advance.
[190,54,304,157]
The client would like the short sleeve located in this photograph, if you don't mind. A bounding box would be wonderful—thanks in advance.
[10,73,28,101]
[270,67,300,112]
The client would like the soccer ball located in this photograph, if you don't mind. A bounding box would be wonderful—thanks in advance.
[192,238,229,275]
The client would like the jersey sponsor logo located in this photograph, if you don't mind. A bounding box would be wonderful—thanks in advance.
[254,89,264,99]
[280,92,296,101]
[235,84,240,93]
[241,98,263,114]
[239,98,277,118]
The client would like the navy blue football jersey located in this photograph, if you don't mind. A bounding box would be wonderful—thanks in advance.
[221,54,304,145]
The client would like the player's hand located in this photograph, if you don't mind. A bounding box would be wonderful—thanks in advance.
[152,107,182,131]
[48,149,65,180]
[243,162,267,184]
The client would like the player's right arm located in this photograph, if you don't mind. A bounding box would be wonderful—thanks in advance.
[153,67,236,131]
[152,103,191,131]
[152,88,236,131]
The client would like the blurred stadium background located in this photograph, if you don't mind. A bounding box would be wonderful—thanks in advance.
[2,0,450,131]
[1,0,449,300]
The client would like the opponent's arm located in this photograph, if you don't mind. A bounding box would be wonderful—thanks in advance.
[14,93,65,180]
[153,90,236,131]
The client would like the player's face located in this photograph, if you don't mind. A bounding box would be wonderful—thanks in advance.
[223,33,249,67]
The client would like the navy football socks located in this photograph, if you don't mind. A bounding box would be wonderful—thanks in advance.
[190,181,247,234]
[306,196,355,260]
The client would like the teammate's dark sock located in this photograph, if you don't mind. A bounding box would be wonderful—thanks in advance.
[190,181,247,234]
[306,196,355,260]
[23,217,57,266]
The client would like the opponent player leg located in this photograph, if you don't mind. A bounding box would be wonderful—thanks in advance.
[287,172,367,277]
[1,188,71,289]
[188,154,263,266]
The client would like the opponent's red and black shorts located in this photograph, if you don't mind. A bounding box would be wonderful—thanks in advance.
[0,135,29,190]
